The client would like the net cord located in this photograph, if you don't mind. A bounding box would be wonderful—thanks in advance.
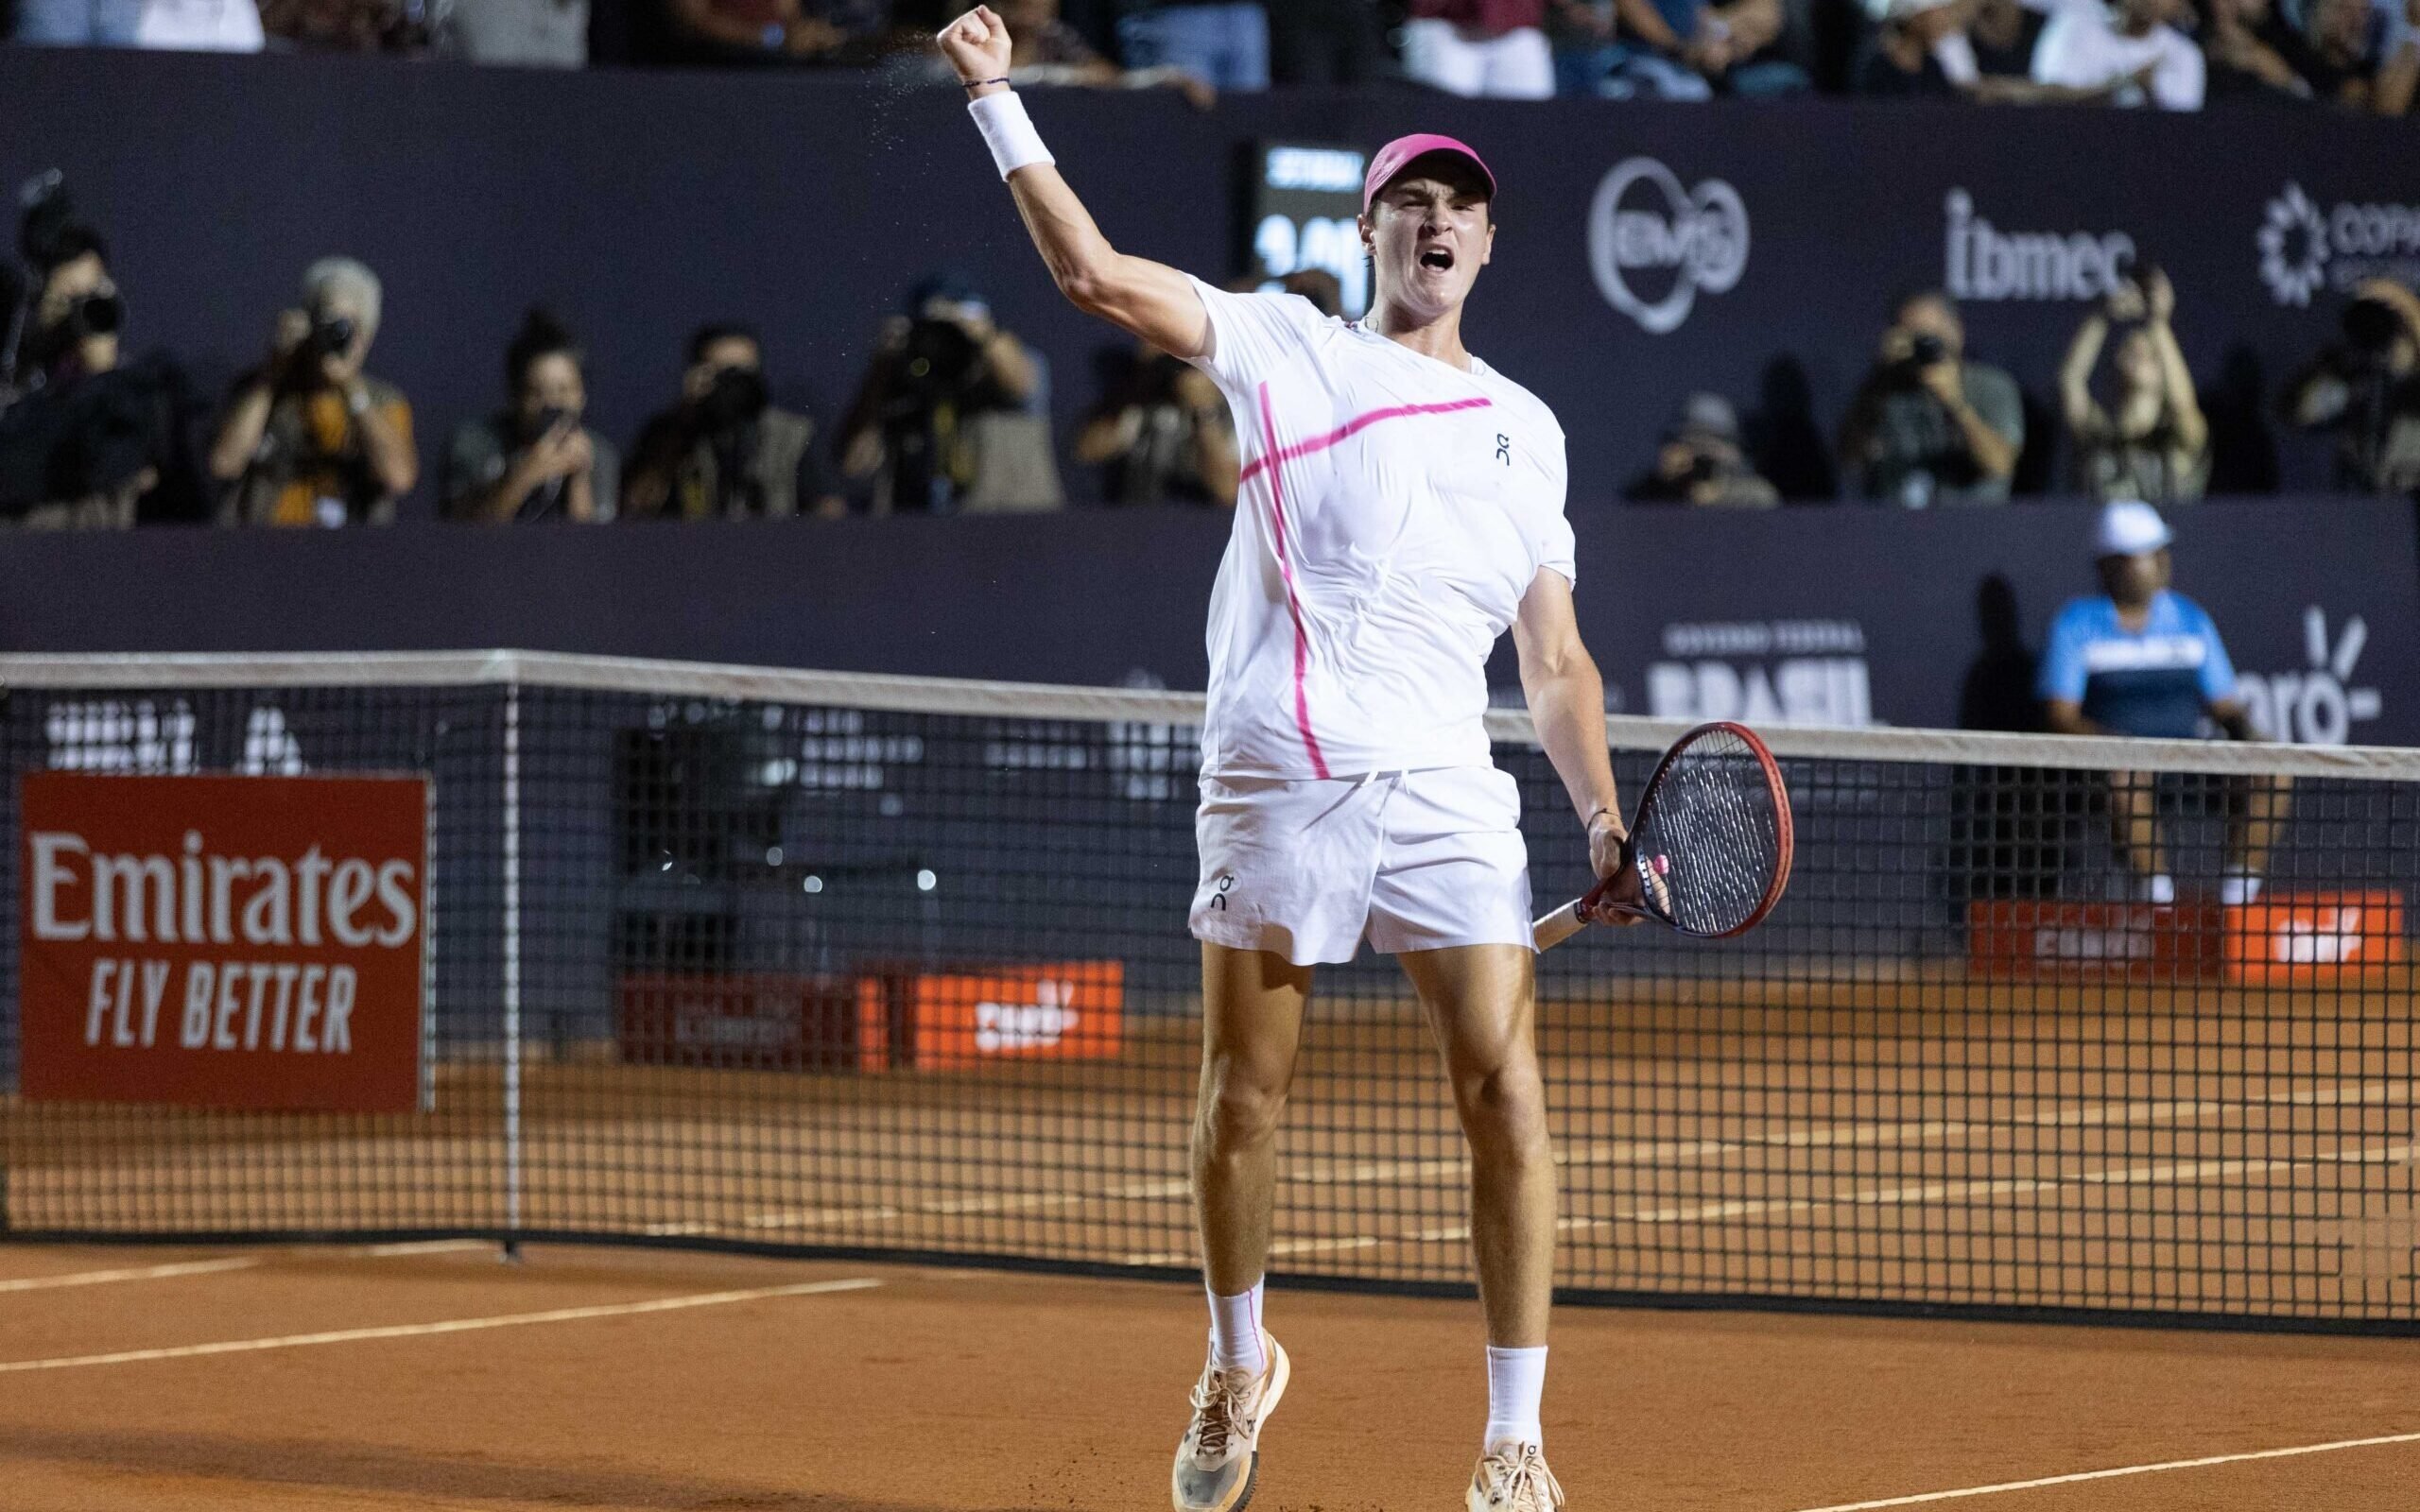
[2,649,2413,782]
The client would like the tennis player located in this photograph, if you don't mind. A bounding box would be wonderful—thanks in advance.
[938,11,1634,1509]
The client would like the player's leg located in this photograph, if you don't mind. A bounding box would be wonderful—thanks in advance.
[1174,940,1308,1512]
[1399,943,1567,1511]
[1194,940,1311,1301]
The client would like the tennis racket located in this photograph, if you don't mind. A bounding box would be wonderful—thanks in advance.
[1532,721,1793,950]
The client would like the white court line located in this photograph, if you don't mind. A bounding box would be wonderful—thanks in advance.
[0,1277,883,1375]
[0,1257,263,1293]
[1788,1429,2420,1510]
[0,1239,500,1295]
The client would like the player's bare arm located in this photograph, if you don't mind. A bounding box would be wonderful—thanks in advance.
[1512,567,1635,909]
[935,7,1208,360]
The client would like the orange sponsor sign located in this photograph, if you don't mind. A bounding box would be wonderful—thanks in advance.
[18,773,429,1112]
[906,961,1123,1072]
[2223,890,2408,985]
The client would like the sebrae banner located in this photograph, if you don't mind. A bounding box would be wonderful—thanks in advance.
[18,773,429,1113]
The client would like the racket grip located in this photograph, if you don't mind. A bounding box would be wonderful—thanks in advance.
[1530,898,1587,952]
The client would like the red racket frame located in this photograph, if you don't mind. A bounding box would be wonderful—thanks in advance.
[1582,720,1795,939]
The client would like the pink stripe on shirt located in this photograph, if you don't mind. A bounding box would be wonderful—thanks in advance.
[1255,381,1331,780]
[1236,395,1495,487]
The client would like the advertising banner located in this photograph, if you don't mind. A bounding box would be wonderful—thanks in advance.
[18,773,430,1112]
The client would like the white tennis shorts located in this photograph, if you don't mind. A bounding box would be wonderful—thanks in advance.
[1188,766,1534,967]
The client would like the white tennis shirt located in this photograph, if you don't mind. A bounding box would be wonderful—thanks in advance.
[1184,277,1576,780]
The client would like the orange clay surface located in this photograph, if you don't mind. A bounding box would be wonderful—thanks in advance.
[2,1240,2417,1511]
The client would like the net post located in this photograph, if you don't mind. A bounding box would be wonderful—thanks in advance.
[501,678,524,1261]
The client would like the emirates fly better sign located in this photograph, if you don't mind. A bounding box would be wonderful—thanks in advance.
[18,773,429,1112]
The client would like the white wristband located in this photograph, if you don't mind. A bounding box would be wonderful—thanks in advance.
[968,90,1054,180]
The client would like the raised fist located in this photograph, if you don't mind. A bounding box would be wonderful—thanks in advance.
[936,6,1012,84]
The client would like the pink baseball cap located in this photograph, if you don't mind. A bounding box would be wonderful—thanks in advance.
[1361,133,1496,215]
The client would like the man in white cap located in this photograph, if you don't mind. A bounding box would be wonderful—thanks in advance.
[2039,499,2281,904]
[938,9,1638,1508]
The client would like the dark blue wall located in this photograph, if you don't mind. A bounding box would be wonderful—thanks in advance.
[4,49,2414,509]
[3,498,2414,746]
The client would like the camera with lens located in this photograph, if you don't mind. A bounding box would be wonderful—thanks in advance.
[305,313,356,362]
[894,316,983,406]
[2342,297,2407,369]
[694,365,769,440]
[1889,331,1950,388]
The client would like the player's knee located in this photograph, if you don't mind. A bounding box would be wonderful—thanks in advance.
[1196,1059,1288,1150]
[1456,1064,1547,1160]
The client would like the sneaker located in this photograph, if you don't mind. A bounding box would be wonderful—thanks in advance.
[1171,1332,1289,1512]
[1469,1441,1566,1511]
[2221,870,2264,906]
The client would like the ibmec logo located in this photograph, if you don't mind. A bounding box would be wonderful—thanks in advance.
[1646,619,1872,727]
[974,979,1080,1053]
[2258,181,2420,308]
[1944,189,2135,303]
[2235,608,2381,746]
[1588,158,1748,335]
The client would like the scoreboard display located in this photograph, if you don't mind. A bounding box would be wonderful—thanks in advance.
[1242,143,1370,319]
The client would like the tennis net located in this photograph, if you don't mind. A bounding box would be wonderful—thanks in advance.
[1,650,2414,1332]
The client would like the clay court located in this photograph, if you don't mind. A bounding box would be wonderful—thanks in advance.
[5,1237,2420,1511]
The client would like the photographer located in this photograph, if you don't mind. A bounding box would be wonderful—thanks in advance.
[838,273,1063,514]
[443,309,618,523]
[207,257,417,526]
[1075,336,1238,507]
[2059,265,2208,504]
[1839,290,2025,507]
[623,323,838,520]
[2282,278,2420,496]
[1623,392,1779,507]
[0,173,202,529]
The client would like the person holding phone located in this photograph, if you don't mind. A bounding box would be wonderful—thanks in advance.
[443,308,619,524]
[2059,265,2208,505]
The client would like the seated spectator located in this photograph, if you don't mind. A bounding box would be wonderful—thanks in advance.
[444,309,620,524]
[1277,267,1343,318]
[1593,0,1807,97]
[0,217,202,528]
[1967,0,2048,77]
[207,257,416,527]
[2282,277,2420,496]
[1267,0,1390,82]
[839,273,1064,513]
[896,0,1217,104]
[1402,0,1557,97]
[2202,0,2325,98]
[2040,501,2281,906]
[2031,0,2206,107]
[2299,0,2418,112]
[624,322,840,519]
[1839,290,2024,507]
[448,0,601,65]
[1623,393,1781,507]
[11,0,144,43]
[1851,0,1968,94]
[1114,1,1269,89]
[258,0,430,48]
[2059,266,2208,504]
[1076,337,1238,507]
[661,0,885,63]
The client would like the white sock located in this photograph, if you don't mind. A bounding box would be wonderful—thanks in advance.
[1207,1280,1265,1374]
[1484,1345,1547,1451]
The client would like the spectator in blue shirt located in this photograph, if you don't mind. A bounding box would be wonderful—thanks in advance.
[2038,500,2284,905]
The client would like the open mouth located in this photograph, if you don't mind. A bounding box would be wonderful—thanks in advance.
[1418,246,1455,272]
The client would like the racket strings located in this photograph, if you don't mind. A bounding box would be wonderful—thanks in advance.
[1634,729,1786,936]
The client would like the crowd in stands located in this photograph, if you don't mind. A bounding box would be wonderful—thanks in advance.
[4,161,2415,530]
[8,0,2416,112]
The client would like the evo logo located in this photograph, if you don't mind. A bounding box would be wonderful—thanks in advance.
[975,979,1080,1054]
